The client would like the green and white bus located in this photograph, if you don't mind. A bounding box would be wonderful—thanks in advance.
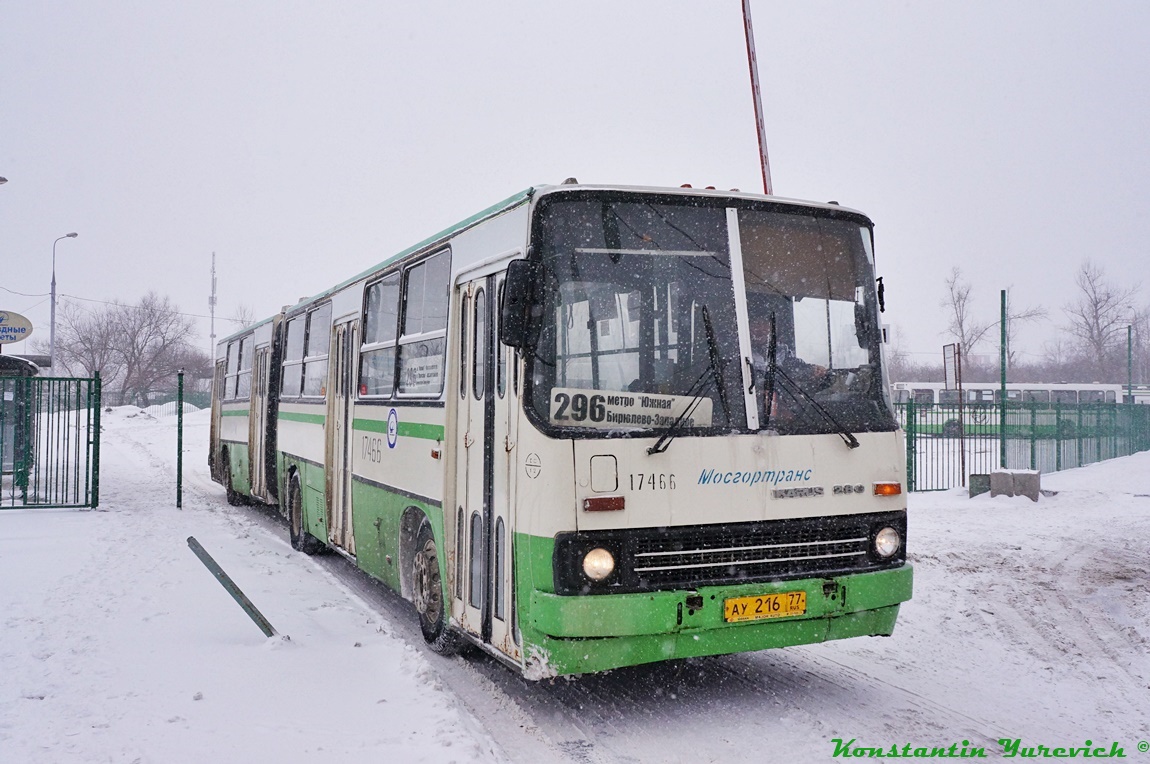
[210,183,912,678]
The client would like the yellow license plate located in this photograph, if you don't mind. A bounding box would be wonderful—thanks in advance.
[723,591,807,623]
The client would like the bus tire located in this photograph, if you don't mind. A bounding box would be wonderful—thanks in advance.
[412,521,460,655]
[288,475,324,555]
[223,456,247,506]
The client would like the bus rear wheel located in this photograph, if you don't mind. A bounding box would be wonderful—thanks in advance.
[288,476,324,555]
[412,522,460,655]
[223,457,246,506]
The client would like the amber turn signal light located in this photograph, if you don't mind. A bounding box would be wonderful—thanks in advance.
[873,481,902,496]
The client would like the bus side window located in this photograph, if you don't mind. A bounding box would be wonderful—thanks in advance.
[456,506,464,600]
[281,316,306,398]
[360,273,400,397]
[302,303,333,397]
[469,511,484,609]
[398,250,450,396]
[473,288,486,400]
[236,335,252,399]
[497,281,506,399]
[494,517,506,620]
[225,341,240,399]
[459,293,470,400]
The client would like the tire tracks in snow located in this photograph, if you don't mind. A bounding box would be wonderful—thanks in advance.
[221,502,1017,761]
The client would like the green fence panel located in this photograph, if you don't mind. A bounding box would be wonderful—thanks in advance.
[1,376,102,509]
[895,401,1150,492]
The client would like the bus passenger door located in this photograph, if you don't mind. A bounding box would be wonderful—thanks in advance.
[489,274,517,658]
[249,346,269,500]
[325,320,358,555]
[453,274,515,657]
[209,359,225,481]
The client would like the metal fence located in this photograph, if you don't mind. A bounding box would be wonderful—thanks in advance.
[1,376,102,508]
[896,401,1150,491]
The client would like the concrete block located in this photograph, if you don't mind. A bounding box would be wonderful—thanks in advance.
[968,474,990,498]
[1012,470,1041,502]
[989,470,1041,501]
[990,471,1014,498]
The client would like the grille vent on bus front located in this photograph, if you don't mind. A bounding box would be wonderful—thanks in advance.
[552,510,907,595]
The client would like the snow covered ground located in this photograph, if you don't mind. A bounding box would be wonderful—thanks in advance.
[1,407,1147,763]
[0,408,501,763]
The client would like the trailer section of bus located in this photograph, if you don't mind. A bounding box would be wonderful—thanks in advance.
[211,315,280,506]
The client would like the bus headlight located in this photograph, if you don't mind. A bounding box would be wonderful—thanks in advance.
[582,547,615,581]
[873,527,901,558]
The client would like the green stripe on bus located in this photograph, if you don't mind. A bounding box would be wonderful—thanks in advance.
[221,409,250,417]
[279,411,326,425]
[353,418,445,441]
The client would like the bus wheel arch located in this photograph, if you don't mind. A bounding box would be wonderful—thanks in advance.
[408,511,460,655]
[288,471,324,555]
[221,447,246,506]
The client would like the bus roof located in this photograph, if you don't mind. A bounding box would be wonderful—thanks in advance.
[218,183,873,347]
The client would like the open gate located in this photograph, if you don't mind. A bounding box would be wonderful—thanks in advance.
[1,376,102,509]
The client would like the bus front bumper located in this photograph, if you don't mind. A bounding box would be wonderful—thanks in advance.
[523,565,912,676]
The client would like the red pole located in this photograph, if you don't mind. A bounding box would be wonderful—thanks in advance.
[742,0,773,195]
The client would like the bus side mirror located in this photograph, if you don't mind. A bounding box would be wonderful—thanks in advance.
[500,258,542,348]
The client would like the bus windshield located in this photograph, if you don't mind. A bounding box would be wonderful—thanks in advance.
[526,195,897,437]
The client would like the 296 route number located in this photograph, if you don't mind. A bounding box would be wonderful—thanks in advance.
[553,392,606,423]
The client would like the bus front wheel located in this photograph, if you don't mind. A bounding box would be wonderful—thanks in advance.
[412,522,460,655]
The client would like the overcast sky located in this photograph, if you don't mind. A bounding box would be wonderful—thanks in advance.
[2,1,1147,368]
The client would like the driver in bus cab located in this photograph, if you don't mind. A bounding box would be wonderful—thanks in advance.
[748,307,829,416]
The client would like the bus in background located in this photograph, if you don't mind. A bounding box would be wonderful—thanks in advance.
[889,382,1142,406]
[210,183,912,678]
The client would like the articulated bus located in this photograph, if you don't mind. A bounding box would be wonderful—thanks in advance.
[210,183,912,678]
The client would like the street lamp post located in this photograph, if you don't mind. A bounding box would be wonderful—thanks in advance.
[1129,324,1134,403]
[50,232,79,372]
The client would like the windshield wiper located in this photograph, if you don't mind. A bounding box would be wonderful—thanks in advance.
[702,306,732,423]
[760,313,779,430]
[647,307,730,455]
[772,366,860,449]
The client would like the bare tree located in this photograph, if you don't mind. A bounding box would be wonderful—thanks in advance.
[46,292,203,405]
[229,303,257,329]
[1127,305,1149,386]
[941,270,1045,374]
[1063,261,1140,377]
[1002,287,1047,368]
[941,268,993,353]
[47,300,123,386]
[112,292,199,405]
